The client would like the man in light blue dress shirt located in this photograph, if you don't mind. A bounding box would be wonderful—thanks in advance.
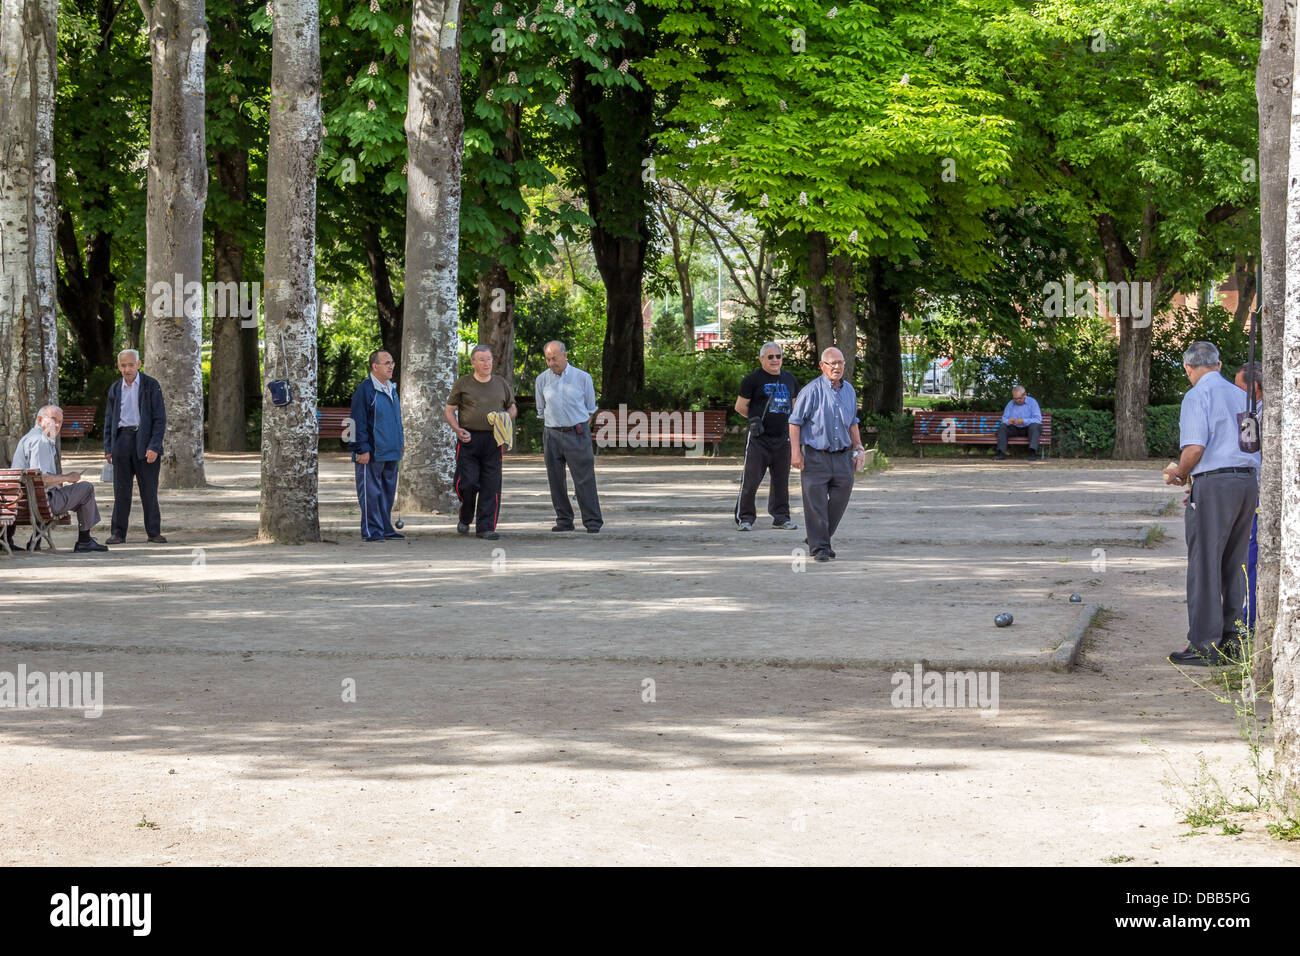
[535,341,602,532]
[788,347,866,563]
[1163,342,1260,666]
[995,386,1042,461]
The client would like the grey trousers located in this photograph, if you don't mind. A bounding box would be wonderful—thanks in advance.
[543,426,602,530]
[800,446,854,556]
[47,481,102,531]
[1185,471,1258,650]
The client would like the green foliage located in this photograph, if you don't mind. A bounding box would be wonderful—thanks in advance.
[317,281,384,406]
[514,285,606,386]
[647,306,689,358]
[642,350,749,410]
[1049,408,1116,458]
[860,411,914,457]
[1151,304,1250,406]
[973,313,1119,408]
[1144,405,1182,460]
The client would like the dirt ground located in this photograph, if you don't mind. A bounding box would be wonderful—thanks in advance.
[1,452,1295,866]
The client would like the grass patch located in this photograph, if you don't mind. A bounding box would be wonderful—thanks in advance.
[1158,498,1181,517]
[1142,523,1169,548]
[1267,817,1300,841]
[136,814,159,830]
[1103,854,1134,864]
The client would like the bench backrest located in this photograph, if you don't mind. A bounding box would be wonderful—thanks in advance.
[316,407,351,440]
[0,468,68,525]
[0,470,24,522]
[61,405,97,438]
[912,411,1053,442]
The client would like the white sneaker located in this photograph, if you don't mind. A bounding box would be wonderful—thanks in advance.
[738,521,753,531]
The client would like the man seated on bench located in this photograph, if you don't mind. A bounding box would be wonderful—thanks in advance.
[995,385,1043,462]
[10,406,108,552]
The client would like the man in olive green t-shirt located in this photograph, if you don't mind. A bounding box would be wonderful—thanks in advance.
[445,345,517,539]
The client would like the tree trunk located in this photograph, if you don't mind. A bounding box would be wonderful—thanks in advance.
[209,148,248,451]
[807,231,833,360]
[571,47,651,405]
[1101,212,1149,460]
[142,0,208,487]
[475,95,518,383]
[1256,0,1293,686]
[863,259,904,414]
[397,0,463,513]
[56,210,117,372]
[477,263,515,388]
[361,220,404,367]
[1232,254,1257,328]
[258,0,321,543]
[832,253,855,381]
[0,0,59,466]
[1274,0,1300,805]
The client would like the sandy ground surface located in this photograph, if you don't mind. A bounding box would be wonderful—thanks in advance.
[1,452,1295,866]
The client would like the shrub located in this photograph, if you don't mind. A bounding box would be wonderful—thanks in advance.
[1048,408,1115,457]
[642,349,750,410]
[1145,405,1181,459]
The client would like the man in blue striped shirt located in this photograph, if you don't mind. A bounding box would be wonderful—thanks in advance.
[994,386,1043,461]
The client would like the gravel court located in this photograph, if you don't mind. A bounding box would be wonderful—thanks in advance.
[2,453,1294,865]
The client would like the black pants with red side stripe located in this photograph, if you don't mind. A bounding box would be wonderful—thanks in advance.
[455,429,503,533]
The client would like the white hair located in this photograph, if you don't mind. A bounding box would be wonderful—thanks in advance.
[545,340,568,355]
[1183,341,1220,368]
[35,405,61,425]
[760,342,781,358]
[118,348,140,363]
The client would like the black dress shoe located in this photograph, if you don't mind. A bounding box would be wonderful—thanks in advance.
[148,535,168,544]
[74,537,109,553]
[456,522,469,535]
[994,453,1008,461]
[1169,645,1221,666]
[813,551,832,563]
[106,535,125,545]
[385,532,405,539]
[585,526,601,534]
[477,530,500,540]
[551,524,575,533]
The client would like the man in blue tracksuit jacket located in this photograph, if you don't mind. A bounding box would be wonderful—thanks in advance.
[350,350,405,541]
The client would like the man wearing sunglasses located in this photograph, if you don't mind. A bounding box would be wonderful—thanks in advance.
[733,342,800,532]
[788,347,866,563]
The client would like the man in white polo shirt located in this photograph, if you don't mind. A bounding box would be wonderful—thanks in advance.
[1163,341,1260,666]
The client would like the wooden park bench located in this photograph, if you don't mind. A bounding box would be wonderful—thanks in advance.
[591,408,727,456]
[317,407,351,442]
[911,411,1053,458]
[60,405,97,441]
[0,468,71,554]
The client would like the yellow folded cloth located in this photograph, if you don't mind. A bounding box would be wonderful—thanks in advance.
[488,411,514,449]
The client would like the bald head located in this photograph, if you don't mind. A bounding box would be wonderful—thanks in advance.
[819,347,846,384]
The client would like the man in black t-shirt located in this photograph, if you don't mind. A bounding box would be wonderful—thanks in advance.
[734,342,801,530]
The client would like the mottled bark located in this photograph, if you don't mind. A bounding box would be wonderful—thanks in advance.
[1274,0,1300,804]
[209,147,248,451]
[1102,211,1149,459]
[142,0,208,487]
[1257,0,1294,688]
[0,0,58,466]
[258,0,321,543]
[398,0,463,513]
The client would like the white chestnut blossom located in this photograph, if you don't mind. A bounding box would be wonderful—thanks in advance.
[585,33,598,46]
[493,2,502,13]
[394,24,404,37]
[368,61,379,75]
[617,59,630,73]
[759,193,770,208]
[517,16,526,29]
[555,92,567,107]
[367,99,377,111]
[798,192,808,206]
[329,15,339,27]
[369,0,380,12]
[508,71,518,83]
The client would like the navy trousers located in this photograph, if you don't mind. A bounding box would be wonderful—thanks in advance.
[355,458,399,540]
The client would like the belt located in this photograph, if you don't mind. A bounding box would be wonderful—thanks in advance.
[810,447,850,453]
[546,425,582,432]
[117,425,138,432]
[1196,467,1255,477]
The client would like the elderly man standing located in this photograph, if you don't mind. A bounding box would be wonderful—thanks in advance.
[789,347,866,563]
[994,385,1043,461]
[535,340,602,533]
[734,341,799,532]
[1164,342,1260,666]
[349,350,404,542]
[11,406,108,552]
[103,349,167,544]
[446,345,516,540]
